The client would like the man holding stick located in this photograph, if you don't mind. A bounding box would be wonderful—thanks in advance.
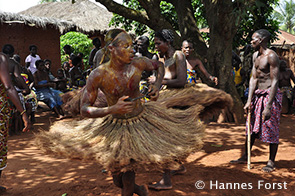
[230,29,282,172]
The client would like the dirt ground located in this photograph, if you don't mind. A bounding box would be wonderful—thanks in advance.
[1,106,295,196]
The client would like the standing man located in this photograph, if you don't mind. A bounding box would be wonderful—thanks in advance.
[136,36,158,60]
[181,40,218,85]
[88,38,101,68]
[0,53,30,191]
[2,44,30,135]
[135,35,159,99]
[2,44,30,95]
[230,29,282,172]
[25,45,41,75]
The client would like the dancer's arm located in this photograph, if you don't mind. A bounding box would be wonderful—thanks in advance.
[80,69,133,118]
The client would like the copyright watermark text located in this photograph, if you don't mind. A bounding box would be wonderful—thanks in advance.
[195,180,287,190]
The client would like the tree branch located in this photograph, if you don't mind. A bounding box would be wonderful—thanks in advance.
[95,0,150,25]
[96,0,173,31]
[169,0,208,55]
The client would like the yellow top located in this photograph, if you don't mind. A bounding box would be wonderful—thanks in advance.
[233,67,242,85]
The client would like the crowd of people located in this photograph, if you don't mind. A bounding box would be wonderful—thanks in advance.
[0,42,98,135]
[0,27,294,195]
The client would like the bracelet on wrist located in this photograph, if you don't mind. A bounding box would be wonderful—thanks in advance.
[20,110,26,116]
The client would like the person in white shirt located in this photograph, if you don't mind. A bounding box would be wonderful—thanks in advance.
[25,45,41,75]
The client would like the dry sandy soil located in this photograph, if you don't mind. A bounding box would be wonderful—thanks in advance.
[1,106,294,196]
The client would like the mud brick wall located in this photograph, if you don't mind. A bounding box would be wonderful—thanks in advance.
[0,23,61,76]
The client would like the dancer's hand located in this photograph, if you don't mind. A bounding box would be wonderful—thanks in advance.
[210,76,218,86]
[112,96,134,114]
[148,84,159,101]
[148,75,156,84]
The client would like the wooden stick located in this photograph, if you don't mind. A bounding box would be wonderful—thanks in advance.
[247,111,251,170]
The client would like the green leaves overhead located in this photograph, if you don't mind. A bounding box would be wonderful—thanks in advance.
[60,32,92,69]
[109,0,279,49]
[272,0,295,34]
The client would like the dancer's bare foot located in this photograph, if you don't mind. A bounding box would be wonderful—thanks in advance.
[171,165,187,176]
[262,160,275,172]
[148,179,172,190]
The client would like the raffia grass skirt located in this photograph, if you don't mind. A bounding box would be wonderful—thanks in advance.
[35,102,205,172]
[158,83,233,119]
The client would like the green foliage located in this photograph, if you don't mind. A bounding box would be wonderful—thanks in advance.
[233,0,280,49]
[159,1,178,30]
[110,0,279,49]
[60,32,92,70]
[109,0,205,50]
[110,0,150,35]
[191,0,207,28]
[272,0,295,34]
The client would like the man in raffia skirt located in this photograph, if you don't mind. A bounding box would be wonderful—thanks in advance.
[60,29,125,117]
[35,30,207,196]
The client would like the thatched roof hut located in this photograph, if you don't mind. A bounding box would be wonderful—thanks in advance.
[0,11,75,75]
[20,0,113,36]
[0,11,74,33]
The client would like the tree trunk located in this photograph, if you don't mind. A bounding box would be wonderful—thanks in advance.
[204,0,244,124]
[169,0,208,55]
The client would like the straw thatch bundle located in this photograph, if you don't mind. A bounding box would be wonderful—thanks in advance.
[35,102,205,172]
[20,0,113,34]
[0,11,74,33]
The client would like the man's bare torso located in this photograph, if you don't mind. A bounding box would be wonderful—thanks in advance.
[253,49,275,90]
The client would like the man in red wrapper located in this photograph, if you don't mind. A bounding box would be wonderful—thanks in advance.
[230,29,282,172]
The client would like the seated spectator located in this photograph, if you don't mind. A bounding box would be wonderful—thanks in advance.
[44,59,56,81]
[69,56,85,88]
[33,60,65,119]
[57,62,71,92]
[13,54,34,87]
[44,59,68,92]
